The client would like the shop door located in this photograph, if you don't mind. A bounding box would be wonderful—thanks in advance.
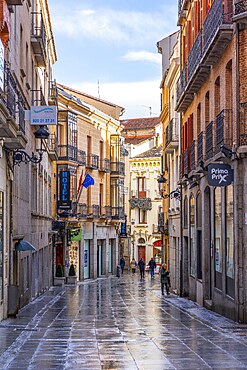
[84,240,90,279]
[97,244,103,276]
[108,243,113,273]
[138,246,146,262]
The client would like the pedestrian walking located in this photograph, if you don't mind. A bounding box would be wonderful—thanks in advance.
[130,258,137,273]
[119,257,125,274]
[138,257,145,280]
[160,264,170,295]
[148,257,156,279]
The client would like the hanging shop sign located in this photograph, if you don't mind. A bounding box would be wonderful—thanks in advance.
[58,170,71,210]
[69,228,82,242]
[207,163,234,187]
[52,220,66,230]
[29,105,57,125]
[120,216,127,237]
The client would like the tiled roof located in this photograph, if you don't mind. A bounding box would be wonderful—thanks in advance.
[133,146,162,159]
[124,134,153,145]
[121,117,160,130]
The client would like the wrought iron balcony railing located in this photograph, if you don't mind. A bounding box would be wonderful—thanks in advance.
[215,109,233,154]
[58,144,77,162]
[77,149,86,166]
[110,161,125,175]
[100,206,112,219]
[47,133,58,159]
[206,121,214,161]
[86,154,99,169]
[188,30,202,81]
[235,0,247,15]
[111,206,125,220]
[176,63,187,102]
[31,88,46,106]
[99,158,111,172]
[240,102,247,146]
[31,12,47,67]
[190,140,196,171]
[197,131,204,165]
[183,147,190,175]
[130,189,150,199]
[203,0,233,54]
[165,118,179,148]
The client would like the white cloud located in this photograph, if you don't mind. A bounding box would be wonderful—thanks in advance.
[68,80,161,119]
[50,5,177,46]
[121,51,161,65]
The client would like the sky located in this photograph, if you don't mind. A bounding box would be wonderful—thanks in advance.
[48,0,178,119]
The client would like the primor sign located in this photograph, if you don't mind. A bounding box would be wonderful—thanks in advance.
[207,163,234,187]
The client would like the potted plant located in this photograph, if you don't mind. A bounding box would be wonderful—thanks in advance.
[66,264,77,284]
[54,263,65,286]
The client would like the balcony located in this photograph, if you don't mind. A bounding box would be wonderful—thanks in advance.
[48,80,58,105]
[6,0,23,4]
[31,88,46,106]
[129,197,152,210]
[190,140,196,171]
[110,161,125,175]
[183,148,190,176]
[111,206,125,220]
[130,189,150,198]
[239,102,247,148]
[176,0,233,112]
[178,0,190,24]
[77,204,100,219]
[31,12,47,67]
[77,149,86,166]
[206,121,215,161]
[1,69,27,149]
[100,206,112,219]
[165,118,179,153]
[86,154,99,169]
[215,109,233,154]
[233,0,247,23]
[197,131,205,166]
[47,133,58,161]
[58,144,77,162]
[98,158,111,173]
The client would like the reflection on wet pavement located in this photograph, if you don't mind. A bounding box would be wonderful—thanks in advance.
[0,274,247,369]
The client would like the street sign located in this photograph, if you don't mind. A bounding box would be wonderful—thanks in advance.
[207,163,234,187]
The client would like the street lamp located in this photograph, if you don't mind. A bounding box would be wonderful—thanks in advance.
[13,126,50,166]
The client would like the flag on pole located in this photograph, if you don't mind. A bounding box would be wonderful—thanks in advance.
[82,173,95,188]
[77,169,84,197]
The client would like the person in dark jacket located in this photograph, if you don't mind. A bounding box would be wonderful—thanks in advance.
[148,257,156,279]
[138,258,145,280]
[160,264,170,296]
[119,257,125,274]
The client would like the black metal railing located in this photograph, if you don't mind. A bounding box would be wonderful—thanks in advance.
[215,109,233,154]
[31,12,46,46]
[58,144,77,162]
[77,149,86,166]
[17,93,25,133]
[5,68,16,118]
[240,102,247,145]
[86,154,99,169]
[166,118,179,146]
[48,80,58,102]
[206,121,214,160]
[99,158,111,172]
[203,0,233,54]
[176,63,187,102]
[77,203,87,218]
[197,131,204,165]
[111,206,125,220]
[31,88,46,106]
[188,30,202,81]
[234,0,247,15]
[110,161,125,175]
[100,206,112,219]
[48,133,58,153]
[184,148,190,175]
[190,140,196,171]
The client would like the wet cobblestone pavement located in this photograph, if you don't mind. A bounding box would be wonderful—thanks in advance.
[0,273,247,369]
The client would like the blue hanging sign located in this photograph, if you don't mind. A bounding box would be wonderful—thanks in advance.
[208,163,234,187]
[58,171,71,209]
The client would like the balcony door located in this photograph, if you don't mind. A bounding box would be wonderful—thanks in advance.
[138,177,146,198]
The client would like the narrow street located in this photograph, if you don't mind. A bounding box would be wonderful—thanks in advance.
[0,273,247,370]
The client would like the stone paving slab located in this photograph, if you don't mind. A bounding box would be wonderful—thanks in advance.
[0,274,247,369]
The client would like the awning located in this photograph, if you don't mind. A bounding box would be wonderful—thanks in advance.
[15,240,36,252]
[153,246,161,251]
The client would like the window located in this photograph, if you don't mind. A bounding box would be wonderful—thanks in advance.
[139,209,147,224]
[137,177,146,198]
